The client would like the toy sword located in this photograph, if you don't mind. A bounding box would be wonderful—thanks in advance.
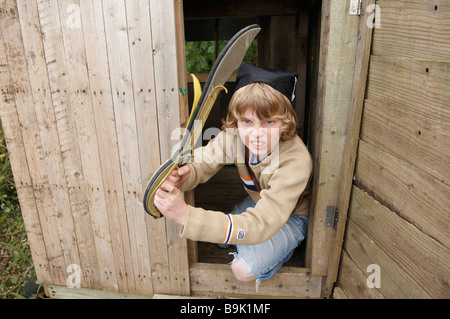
[143,24,261,218]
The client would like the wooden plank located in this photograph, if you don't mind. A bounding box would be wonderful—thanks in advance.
[1,0,69,285]
[309,0,361,276]
[268,16,298,71]
[58,0,119,292]
[123,0,170,295]
[372,0,450,62]
[366,55,450,122]
[79,0,135,293]
[124,0,163,296]
[152,293,209,299]
[150,0,190,296]
[324,0,375,297]
[303,4,321,267]
[37,0,102,289]
[17,0,76,284]
[356,141,450,249]
[183,0,302,19]
[344,220,431,298]
[126,0,160,182]
[361,99,450,187]
[102,0,153,296]
[46,284,152,299]
[295,12,308,138]
[337,252,385,299]
[349,185,450,298]
[189,263,322,298]
[149,0,182,160]
[0,1,51,283]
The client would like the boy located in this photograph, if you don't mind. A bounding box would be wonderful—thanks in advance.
[154,61,312,285]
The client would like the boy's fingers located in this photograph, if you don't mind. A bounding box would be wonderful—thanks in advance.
[159,182,179,195]
[166,174,179,184]
[155,188,165,199]
[153,192,164,207]
[159,182,171,192]
[178,165,190,176]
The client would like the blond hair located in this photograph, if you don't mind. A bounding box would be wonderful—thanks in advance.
[222,82,297,141]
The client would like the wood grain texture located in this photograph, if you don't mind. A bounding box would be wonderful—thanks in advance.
[349,186,450,298]
[366,56,450,122]
[372,0,450,62]
[0,0,188,296]
[355,141,450,249]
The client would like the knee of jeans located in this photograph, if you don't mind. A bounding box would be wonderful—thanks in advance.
[231,258,255,282]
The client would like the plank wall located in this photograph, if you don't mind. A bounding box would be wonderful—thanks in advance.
[335,0,450,298]
[0,0,189,296]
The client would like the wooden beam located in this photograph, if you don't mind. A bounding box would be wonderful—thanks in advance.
[323,0,375,297]
[183,0,302,19]
[189,263,323,298]
[309,0,361,276]
[45,284,152,299]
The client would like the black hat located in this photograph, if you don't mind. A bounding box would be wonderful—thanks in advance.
[235,61,298,102]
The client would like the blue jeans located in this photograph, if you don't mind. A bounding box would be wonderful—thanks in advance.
[224,196,308,281]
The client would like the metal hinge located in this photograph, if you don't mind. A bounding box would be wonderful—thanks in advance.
[325,206,339,229]
[349,0,364,15]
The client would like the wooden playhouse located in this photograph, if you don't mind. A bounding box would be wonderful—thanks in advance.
[0,0,448,298]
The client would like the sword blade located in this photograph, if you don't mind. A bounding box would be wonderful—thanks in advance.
[181,24,261,149]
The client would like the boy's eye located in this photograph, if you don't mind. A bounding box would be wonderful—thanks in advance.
[242,119,251,124]
[266,120,274,124]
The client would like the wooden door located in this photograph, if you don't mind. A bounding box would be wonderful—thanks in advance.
[308,0,376,280]
[0,0,190,297]
[330,0,450,299]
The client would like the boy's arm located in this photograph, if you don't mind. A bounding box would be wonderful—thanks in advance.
[180,150,313,245]
[180,130,233,192]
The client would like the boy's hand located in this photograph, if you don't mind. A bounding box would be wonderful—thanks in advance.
[154,182,187,225]
[165,165,191,189]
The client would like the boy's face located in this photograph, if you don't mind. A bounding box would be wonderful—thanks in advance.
[237,109,283,158]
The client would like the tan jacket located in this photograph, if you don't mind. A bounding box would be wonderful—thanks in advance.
[180,130,312,245]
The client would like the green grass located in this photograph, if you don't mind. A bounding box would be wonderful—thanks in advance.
[0,120,35,299]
